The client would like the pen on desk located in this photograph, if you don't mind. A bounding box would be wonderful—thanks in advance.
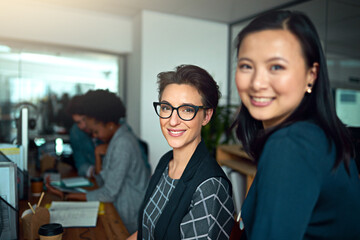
[28,202,35,214]
[37,192,45,209]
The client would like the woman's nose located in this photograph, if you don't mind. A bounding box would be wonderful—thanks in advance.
[251,69,268,91]
[169,109,181,126]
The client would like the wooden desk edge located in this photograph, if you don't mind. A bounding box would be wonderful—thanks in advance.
[19,161,130,240]
[216,144,256,195]
[100,203,129,239]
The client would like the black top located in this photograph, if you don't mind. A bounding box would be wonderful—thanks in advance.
[137,140,234,240]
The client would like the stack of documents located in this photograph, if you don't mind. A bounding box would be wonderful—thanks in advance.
[61,177,92,188]
[49,176,92,194]
[0,144,25,170]
[49,201,100,227]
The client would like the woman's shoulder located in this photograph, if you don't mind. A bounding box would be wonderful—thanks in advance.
[270,121,328,146]
[262,121,335,170]
[195,177,232,198]
[111,125,138,147]
[188,177,233,214]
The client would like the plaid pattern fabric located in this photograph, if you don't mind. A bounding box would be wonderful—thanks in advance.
[142,166,179,239]
[180,177,234,239]
[142,167,234,240]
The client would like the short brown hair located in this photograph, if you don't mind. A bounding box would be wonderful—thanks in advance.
[157,64,221,110]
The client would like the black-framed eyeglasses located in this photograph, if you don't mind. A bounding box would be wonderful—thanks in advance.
[153,102,207,121]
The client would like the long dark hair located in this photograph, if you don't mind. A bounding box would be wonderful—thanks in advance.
[233,10,354,173]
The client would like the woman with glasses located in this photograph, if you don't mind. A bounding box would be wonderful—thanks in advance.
[128,64,234,240]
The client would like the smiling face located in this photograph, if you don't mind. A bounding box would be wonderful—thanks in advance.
[235,29,318,129]
[72,114,90,133]
[159,84,213,153]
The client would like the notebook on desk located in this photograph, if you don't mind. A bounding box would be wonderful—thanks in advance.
[61,176,92,188]
[48,176,92,194]
[49,201,100,227]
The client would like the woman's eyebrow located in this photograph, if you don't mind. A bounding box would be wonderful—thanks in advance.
[237,57,252,62]
[265,57,289,63]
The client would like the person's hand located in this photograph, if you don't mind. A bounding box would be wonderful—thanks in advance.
[45,176,64,200]
[65,193,86,201]
[126,231,138,240]
[95,144,108,156]
[95,144,108,174]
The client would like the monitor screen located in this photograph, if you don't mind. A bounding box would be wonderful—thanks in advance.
[335,88,360,127]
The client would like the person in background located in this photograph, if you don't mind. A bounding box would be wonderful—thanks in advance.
[233,10,360,239]
[47,89,150,234]
[128,65,234,240]
[66,95,98,177]
[55,93,73,133]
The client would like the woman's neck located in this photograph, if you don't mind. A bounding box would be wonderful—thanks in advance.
[107,123,121,143]
[168,138,201,179]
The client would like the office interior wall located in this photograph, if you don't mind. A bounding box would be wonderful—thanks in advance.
[126,13,142,137]
[0,1,132,54]
[133,10,228,171]
[0,1,230,172]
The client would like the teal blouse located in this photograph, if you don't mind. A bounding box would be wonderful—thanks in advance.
[242,121,360,240]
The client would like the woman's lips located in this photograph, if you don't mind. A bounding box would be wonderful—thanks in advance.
[250,96,274,107]
[168,129,186,137]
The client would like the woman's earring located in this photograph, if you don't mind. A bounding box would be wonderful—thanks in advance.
[307,83,312,94]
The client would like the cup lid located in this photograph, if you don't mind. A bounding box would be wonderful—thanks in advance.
[38,223,63,236]
[31,177,43,182]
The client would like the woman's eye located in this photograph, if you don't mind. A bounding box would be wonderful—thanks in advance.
[161,105,171,111]
[270,65,284,71]
[183,107,195,113]
[238,63,252,70]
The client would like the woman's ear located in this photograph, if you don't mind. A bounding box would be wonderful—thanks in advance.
[307,62,319,86]
[202,109,214,126]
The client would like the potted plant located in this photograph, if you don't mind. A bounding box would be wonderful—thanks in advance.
[202,104,238,156]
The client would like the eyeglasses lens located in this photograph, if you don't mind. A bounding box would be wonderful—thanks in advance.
[178,106,196,120]
[156,103,196,120]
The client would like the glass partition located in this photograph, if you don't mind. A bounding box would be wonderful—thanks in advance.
[0,41,122,142]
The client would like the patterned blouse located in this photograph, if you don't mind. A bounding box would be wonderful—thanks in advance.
[141,166,234,239]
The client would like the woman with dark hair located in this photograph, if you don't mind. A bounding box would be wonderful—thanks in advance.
[66,94,99,177]
[128,65,234,240]
[233,10,360,239]
[47,89,150,234]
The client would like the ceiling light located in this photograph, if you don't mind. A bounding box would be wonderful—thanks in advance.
[0,45,11,53]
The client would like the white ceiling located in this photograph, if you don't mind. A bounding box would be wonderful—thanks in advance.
[25,0,297,23]
[4,0,360,61]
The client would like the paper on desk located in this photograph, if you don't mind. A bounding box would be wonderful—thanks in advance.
[49,201,100,227]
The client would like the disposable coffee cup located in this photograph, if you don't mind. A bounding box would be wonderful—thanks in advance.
[38,223,63,240]
[31,177,44,197]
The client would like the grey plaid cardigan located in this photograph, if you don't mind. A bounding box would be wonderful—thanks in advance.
[137,140,233,240]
